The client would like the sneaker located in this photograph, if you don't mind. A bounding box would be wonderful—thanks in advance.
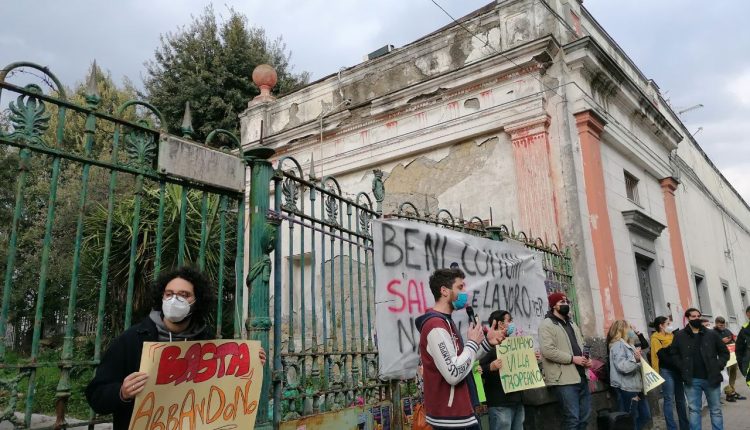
[734,394,747,400]
[726,396,737,402]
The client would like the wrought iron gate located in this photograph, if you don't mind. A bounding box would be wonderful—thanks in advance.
[0,62,247,429]
[253,154,578,428]
[0,61,577,430]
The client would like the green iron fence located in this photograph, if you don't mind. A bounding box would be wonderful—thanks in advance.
[257,155,577,428]
[262,157,386,425]
[0,62,247,429]
[0,61,577,430]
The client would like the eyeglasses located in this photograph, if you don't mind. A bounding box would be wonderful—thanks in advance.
[163,291,193,301]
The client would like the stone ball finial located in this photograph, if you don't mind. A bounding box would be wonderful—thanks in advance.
[252,64,277,103]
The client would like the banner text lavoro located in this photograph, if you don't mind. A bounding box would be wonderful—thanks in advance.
[374,219,546,379]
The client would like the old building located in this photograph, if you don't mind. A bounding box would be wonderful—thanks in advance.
[240,0,748,366]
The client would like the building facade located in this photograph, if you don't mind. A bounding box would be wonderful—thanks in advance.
[240,0,750,339]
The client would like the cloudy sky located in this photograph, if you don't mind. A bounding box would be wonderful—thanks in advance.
[2,0,749,199]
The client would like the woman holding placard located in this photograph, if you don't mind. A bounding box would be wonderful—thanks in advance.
[650,316,688,430]
[608,319,651,430]
[85,267,267,430]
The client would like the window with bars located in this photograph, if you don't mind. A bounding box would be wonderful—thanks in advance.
[695,273,711,317]
[624,171,640,204]
[723,281,737,321]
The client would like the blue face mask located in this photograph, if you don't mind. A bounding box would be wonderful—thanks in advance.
[452,291,468,310]
[628,329,636,339]
[506,322,516,336]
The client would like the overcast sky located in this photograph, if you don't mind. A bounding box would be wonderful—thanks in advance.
[2,0,749,201]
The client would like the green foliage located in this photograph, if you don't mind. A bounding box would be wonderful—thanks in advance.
[0,68,140,354]
[0,340,96,420]
[80,183,237,336]
[144,5,309,143]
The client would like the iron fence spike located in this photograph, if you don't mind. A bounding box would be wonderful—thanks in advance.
[180,101,194,139]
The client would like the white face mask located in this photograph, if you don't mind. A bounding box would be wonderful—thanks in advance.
[162,296,193,323]
[666,325,675,333]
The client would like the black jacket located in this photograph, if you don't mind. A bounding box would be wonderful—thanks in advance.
[669,325,729,386]
[737,322,750,376]
[85,317,213,430]
[479,345,522,407]
[713,327,735,344]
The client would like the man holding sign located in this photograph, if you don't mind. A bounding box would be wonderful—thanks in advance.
[714,316,745,401]
[539,292,591,430]
[479,310,536,430]
[415,268,505,429]
[86,267,267,430]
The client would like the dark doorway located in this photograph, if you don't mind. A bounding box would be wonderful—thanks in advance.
[636,255,656,326]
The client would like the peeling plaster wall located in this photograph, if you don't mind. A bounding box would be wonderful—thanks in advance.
[382,135,518,223]
[241,0,750,339]
[240,0,573,147]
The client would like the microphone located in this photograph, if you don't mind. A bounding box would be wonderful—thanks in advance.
[466,306,478,326]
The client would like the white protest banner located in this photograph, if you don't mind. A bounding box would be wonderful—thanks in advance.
[373,219,547,380]
[128,339,263,430]
[497,336,546,393]
[641,360,665,394]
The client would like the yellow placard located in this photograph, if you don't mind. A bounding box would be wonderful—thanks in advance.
[641,360,665,394]
[496,336,546,393]
[128,340,264,430]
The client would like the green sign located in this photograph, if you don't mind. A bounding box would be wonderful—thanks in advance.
[497,336,546,393]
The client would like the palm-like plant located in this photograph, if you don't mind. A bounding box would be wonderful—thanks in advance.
[80,182,238,336]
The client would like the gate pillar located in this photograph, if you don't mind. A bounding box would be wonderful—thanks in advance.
[245,147,277,429]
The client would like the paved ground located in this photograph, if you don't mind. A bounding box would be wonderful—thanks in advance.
[702,379,750,430]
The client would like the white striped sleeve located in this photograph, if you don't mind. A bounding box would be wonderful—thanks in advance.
[425,327,477,386]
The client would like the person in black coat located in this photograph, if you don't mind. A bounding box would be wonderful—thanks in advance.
[85,267,266,430]
[668,308,729,430]
[480,310,525,430]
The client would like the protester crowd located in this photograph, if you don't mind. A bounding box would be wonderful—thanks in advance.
[413,267,750,430]
[85,264,750,430]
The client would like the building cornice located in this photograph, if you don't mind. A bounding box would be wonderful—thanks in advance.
[564,37,683,150]
[622,209,667,241]
[247,36,561,151]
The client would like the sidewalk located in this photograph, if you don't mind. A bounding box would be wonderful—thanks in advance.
[702,379,750,429]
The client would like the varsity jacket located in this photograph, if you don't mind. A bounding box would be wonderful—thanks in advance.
[416,308,492,428]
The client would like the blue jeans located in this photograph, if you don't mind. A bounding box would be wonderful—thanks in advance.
[488,404,525,430]
[555,380,591,430]
[614,388,651,430]
[660,367,688,430]
[685,378,722,430]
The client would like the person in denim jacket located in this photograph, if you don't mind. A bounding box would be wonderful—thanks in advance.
[608,319,651,430]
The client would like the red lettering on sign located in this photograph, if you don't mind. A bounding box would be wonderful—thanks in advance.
[156,342,252,385]
[387,279,428,314]
[407,280,425,313]
[387,279,406,313]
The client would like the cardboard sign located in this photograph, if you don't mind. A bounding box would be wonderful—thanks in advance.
[128,340,264,430]
[641,360,665,394]
[496,336,545,393]
[726,344,737,368]
[373,219,546,379]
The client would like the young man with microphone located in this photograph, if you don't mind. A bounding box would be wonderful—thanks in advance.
[415,267,505,429]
